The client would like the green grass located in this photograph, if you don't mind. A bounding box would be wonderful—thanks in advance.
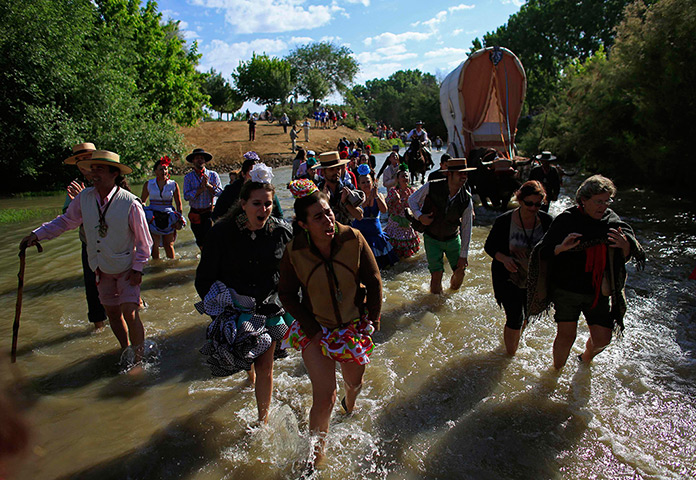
[0,208,63,224]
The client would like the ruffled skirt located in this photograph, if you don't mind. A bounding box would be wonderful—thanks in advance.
[196,281,291,376]
[281,317,375,365]
[144,205,183,236]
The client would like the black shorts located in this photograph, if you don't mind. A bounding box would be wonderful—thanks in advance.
[552,288,613,329]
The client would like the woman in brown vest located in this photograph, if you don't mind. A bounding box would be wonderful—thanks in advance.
[279,179,382,468]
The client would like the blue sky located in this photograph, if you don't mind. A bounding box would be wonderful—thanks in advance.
[157,0,524,110]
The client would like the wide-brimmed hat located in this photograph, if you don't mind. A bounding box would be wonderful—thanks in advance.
[64,142,96,165]
[415,120,424,126]
[186,148,213,163]
[76,150,132,175]
[391,144,400,151]
[535,151,556,161]
[446,158,476,172]
[312,151,351,169]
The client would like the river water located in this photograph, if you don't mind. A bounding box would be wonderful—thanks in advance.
[1,152,695,479]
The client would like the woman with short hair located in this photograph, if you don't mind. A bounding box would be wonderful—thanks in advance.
[528,175,645,369]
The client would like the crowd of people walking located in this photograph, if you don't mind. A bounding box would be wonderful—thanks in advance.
[18,139,645,471]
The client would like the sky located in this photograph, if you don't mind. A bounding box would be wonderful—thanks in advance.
[157,0,525,111]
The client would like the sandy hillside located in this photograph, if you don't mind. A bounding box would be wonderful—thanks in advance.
[176,120,368,173]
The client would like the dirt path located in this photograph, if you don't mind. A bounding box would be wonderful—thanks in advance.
[176,120,367,173]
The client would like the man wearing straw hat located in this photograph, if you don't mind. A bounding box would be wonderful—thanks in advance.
[61,143,108,330]
[20,151,153,365]
[313,151,365,225]
[408,158,476,294]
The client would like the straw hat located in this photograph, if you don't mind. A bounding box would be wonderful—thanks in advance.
[76,150,132,175]
[446,158,477,172]
[64,142,96,165]
[312,151,351,169]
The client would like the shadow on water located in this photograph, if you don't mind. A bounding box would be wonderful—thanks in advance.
[55,389,245,480]
[0,274,83,298]
[15,328,95,357]
[26,324,209,400]
[370,350,511,476]
[97,324,211,400]
[374,291,447,344]
[422,367,592,479]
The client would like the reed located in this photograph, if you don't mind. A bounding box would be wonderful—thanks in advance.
[0,208,62,224]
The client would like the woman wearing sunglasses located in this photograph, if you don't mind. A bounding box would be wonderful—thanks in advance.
[485,180,553,355]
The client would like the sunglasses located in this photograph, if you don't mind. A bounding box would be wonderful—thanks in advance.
[522,200,543,207]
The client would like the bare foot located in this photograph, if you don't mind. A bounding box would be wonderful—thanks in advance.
[93,321,106,332]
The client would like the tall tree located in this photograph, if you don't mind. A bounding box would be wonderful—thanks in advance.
[520,0,696,194]
[347,70,445,138]
[202,68,242,119]
[287,42,359,98]
[96,0,207,126]
[233,53,295,107]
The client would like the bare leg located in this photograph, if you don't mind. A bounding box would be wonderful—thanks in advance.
[430,271,443,294]
[579,325,612,364]
[339,361,365,413]
[450,267,466,290]
[253,341,276,423]
[151,234,161,259]
[553,321,578,369]
[504,326,523,356]
[302,335,337,464]
[162,233,176,259]
[104,304,128,348]
[121,302,144,361]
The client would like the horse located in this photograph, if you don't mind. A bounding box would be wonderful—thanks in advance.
[404,140,434,184]
[467,147,523,209]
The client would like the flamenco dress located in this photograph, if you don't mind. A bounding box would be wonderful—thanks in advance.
[384,186,420,258]
[143,179,183,237]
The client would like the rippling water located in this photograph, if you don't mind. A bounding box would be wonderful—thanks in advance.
[1,154,695,479]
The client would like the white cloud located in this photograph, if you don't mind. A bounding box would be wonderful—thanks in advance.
[343,0,370,6]
[355,62,402,83]
[320,36,342,43]
[424,47,470,58]
[449,4,476,12]
[160,9,179,20]
[290,36,314,45]
[200,38,288,78]
[452,29,463,36]
[501,0,525,6]
[363,31,432,47]
[414,4,475,29]
[191,0,344,34]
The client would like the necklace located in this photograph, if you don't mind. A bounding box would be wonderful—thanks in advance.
[96,187,119,238]
[518,208,537,250]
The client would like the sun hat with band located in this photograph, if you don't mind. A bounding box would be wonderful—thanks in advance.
[446,158,477,172]
[186,147,213,163]
[311,151,351,170]
[76,150,132,175]
[64,142,96,165]
[535,151,556,162]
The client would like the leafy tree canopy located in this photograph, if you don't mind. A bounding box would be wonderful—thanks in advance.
[287,42,359,99]
[0,0,204,193]
[203,68,243,119]
[233,53,295,107]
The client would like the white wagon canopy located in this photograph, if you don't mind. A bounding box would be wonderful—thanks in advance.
[440,46,526,159]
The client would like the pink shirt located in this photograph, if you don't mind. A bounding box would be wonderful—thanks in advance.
[34,186,153,272]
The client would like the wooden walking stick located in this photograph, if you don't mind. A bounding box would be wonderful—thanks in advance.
[11,242,42,363]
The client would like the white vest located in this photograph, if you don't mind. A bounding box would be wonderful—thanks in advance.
[80,186,138,274]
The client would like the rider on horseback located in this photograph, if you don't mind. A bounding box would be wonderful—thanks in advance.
[406,121,434,182]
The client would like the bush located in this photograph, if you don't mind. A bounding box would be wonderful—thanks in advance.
[365,137,404,153]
